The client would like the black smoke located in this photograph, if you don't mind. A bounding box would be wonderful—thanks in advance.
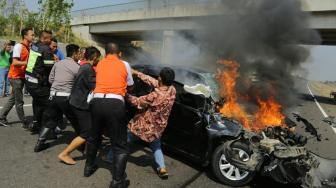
[191,0,321,108]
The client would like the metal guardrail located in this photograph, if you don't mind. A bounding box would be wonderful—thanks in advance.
[71,0,222,17]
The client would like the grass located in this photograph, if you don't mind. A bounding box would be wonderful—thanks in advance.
[309,80,336,97]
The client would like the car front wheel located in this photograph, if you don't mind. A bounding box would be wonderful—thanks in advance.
[211,141,255,187]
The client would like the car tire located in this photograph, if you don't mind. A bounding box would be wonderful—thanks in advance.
[211,141,255,187]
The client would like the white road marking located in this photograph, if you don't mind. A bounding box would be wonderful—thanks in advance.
[307,83,336,133]
[0,104,32,109]
[307,83,328,118]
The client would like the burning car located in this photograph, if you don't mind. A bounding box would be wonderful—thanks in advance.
[130,63,336,187]
[129,64,254,186]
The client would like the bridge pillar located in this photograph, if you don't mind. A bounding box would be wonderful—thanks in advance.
[161,30,176,64]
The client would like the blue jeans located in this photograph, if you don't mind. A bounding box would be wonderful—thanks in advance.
[0,67,10,96]
[107,132,166,169]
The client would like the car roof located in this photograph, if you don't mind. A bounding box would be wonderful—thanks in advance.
[131,63,210,86]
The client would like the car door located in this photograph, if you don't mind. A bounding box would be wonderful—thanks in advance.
[162,82,208,158]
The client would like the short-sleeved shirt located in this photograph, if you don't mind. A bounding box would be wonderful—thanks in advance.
[122,60,134,86]
[8,42,29,79]
[94,54,134,96]
[49,57,80,93]
[0,51,10,68]
[55,49,65,61]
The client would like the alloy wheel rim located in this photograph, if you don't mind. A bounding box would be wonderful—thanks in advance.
[218,148,250,181]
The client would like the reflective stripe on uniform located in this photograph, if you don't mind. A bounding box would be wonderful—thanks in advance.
[43,60,55,65]
[26,50,41,73]
[25,76,38,84]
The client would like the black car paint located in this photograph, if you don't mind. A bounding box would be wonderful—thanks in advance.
[129,64,243,165]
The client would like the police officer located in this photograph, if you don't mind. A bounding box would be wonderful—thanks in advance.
[34,44,80,152]
[25,30,55,133]
[58,46,101,165]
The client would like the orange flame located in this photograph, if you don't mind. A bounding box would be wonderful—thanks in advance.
[217,59,286,131]
[253,96,285,131]
[217,60,250,129]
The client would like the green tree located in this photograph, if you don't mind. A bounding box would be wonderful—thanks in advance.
[1,0,85,44]
[0,0,6,10]
[0,15,7,36]
[0,0,26,36]
[24,12,40,29]
[37,0,73,42]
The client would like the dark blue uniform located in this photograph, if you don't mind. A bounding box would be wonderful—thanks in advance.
[25,42,55,132]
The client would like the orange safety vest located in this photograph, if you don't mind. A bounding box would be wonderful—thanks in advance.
[94,54,128,96]
[8,41,29,79]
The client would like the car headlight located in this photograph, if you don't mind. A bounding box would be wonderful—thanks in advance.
[209,113,243,132]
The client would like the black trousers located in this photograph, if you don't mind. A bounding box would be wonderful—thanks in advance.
[88,98,128,155]
[26,81,64,129]
[42,96,78,133]
[25,81,50,126]
[71,106,91,139]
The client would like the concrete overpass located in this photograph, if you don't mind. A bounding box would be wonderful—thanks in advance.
[71,0,224,45]
[71,0,336,63]
[71,0,336,44]
[302,0,336,45]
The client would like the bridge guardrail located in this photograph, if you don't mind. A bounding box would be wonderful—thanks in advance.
[71,0,222,17]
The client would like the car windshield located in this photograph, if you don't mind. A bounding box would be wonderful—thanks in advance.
[133,64,221,101]
[199,73,220,101]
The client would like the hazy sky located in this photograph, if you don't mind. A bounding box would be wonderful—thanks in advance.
[23,0,138,11]
[306,46,336,81]
[22,0,336,81]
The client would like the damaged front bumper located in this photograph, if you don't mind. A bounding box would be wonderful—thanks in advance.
[222,126,336,187]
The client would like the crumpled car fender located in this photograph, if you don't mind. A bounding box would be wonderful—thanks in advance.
[223,139,264,172]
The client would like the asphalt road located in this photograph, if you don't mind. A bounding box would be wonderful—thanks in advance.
[0,81,335,188]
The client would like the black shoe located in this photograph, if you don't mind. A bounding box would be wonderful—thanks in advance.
[29,121,40,134]
[113,153,128,183]
[0,118,8,127]
[84,164,98,177]
[34,140,49,152]
[22,121,30,130]
[84,142,99,177]
[109,179,130,188]
[34,127,51,152]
